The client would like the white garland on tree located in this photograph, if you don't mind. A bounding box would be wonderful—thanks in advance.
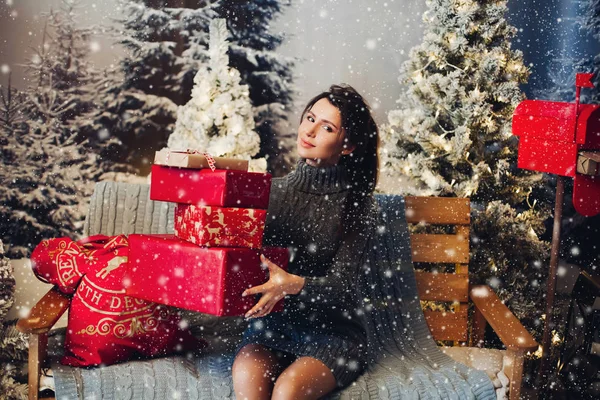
[167,18,265,171]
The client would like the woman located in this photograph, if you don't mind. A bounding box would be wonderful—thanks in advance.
[232,84,379,400]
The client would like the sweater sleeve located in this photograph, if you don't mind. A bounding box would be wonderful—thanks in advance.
[294,197,376,307]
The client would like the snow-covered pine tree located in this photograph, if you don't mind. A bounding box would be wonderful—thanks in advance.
[534,0,599,103]
[72,1,215,168]
[574,0,600,104]
[535,57,594,102]
[216,0,296,173]
[0,240,28,400]
[0,2,104,257]
[0,111,101,257]
[167,19,262,168]
[25,0,97,129]
[379,0,551,332]
[0,73,28,135]
[75,0,295,175]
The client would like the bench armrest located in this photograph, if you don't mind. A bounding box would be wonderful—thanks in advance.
[16,286,70,334]
[469,285,538,352]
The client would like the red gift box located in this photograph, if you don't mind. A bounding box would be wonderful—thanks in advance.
[175,204,266,249]
[123,234,288,316]
[150,164,271,209]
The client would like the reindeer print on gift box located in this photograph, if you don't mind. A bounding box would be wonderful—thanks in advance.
[31,235,204,367]
[174,204,267,249]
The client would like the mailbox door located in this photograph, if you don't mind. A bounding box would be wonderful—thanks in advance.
[518,136,577,177]
[573,174,600,217]
[576,104,600,147]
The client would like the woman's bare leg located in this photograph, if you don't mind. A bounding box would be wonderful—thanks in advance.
[232,344,283,400]
[271,356,337,400]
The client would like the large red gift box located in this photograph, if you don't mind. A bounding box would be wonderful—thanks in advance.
[150,164,271,209]
[124,234,288,316]
[175,204,266,249]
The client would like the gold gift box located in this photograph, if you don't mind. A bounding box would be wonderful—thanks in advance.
[577,151,600,176]
[154,150,249,171]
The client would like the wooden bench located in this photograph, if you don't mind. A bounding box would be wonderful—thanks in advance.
[17,186,538,400]
[405,196,538,399]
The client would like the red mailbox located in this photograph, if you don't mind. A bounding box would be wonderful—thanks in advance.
[513,73,600,386]
[512,73,600,216]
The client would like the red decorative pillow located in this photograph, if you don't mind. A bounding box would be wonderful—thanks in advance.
[31,235,205,367]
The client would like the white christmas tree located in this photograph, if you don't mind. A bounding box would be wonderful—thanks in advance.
[167,18,263,169]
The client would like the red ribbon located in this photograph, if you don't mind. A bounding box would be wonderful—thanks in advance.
[165,149,216,172]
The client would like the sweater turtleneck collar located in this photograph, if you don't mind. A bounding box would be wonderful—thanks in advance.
[286,159,351,194]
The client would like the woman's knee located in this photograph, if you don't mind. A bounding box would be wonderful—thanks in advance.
[232,344,280,381]
[272,357,337,400]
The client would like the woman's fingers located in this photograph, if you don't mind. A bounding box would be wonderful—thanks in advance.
[245,294,271,319]
[245,292,284,319]
[260,254,282,273]
[253,298,279,318]
[242,256,288,319]
[252,294,284,318]
[242,283,266,297]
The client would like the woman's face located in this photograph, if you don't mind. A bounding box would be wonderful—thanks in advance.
[297,98,355,167]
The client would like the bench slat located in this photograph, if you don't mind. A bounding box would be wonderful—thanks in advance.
[423,309,468,342]
[415,271,469,302]
[411,233,469,263]
[405,197,470,225]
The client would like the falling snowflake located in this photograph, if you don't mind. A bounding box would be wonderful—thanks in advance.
[252,320,265,330]
[0,64,9,74]
[488,277,501,289]
[471,286,490,297]
[97,129,110,141]
[90,41,101,53]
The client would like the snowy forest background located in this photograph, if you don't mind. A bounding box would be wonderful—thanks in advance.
[1,0,600,396]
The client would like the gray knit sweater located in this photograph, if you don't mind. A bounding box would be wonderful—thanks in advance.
[260,160,374,340]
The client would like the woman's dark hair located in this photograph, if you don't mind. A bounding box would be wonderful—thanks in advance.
[301,84,380,196]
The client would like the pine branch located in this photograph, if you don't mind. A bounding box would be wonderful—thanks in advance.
[209,18,230,70]
[0,323,28,362]
[0,74,29,132]
[0,371,28,400]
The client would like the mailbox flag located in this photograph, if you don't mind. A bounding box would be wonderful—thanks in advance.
[576,73,595,88]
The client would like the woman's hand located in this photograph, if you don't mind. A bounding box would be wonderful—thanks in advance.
[242,254,305,319]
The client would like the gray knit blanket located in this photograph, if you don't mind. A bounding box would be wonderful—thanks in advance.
[52,190,496,399]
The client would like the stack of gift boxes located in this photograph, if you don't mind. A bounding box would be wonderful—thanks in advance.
[122,150,288,317]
